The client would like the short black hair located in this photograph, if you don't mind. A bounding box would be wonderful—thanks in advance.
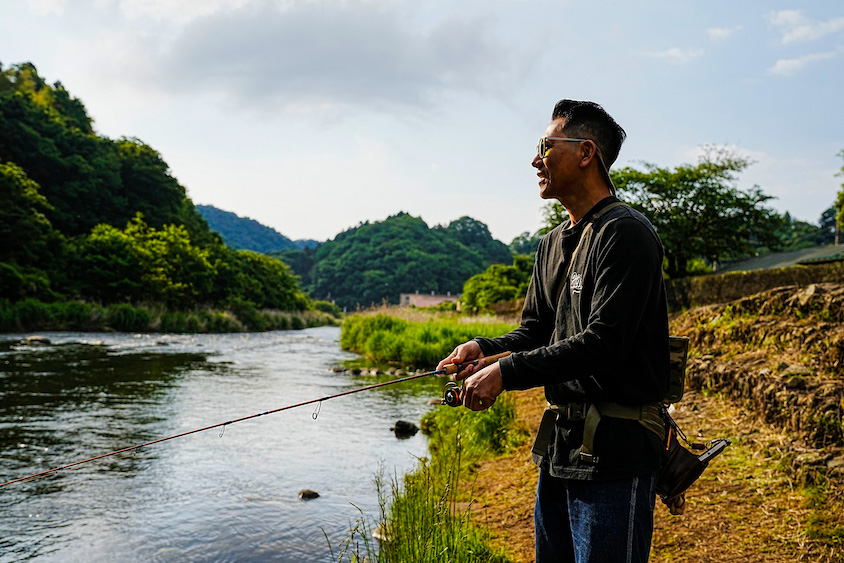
[552,100,626,168]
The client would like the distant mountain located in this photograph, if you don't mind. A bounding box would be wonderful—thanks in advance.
[197,205,317,253]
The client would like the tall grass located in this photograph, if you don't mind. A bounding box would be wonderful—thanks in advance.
[335,390,526,562]
[0,298,338,333]
[341,314,517,367]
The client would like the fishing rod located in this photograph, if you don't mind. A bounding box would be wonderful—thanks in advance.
[0,351,510,489]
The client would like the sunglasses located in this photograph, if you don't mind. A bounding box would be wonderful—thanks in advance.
[536,137,589,158]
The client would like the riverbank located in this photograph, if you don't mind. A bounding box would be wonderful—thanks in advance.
[0,298,339,333]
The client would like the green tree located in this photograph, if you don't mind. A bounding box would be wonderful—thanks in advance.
[435,216,512,265]
[774,212,832,251]
[0,64,125,235]
[819,206,838,245]
[461,255,534,312]
[0,162,58,265]
[509,231,542,256]
[613,148,781,278]
[226,250,309,310]
[0,162,64,300]
[73,214,215,307]
[0,63,212,240]
[538,202,570,235]
[270,247,315,280]
[73,222,144,303]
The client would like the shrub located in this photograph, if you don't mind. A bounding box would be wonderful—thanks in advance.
[106,303,152,332]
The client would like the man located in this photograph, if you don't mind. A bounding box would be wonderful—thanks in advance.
[437,99,669,563]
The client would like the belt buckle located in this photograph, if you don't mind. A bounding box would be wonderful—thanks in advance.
[579,451,598,464]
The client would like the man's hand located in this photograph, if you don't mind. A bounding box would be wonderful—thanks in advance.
[437,341,482,380]
[665,493,686,515]
[461,362,504,411]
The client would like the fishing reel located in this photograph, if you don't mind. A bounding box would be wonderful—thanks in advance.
[441,382,464,407]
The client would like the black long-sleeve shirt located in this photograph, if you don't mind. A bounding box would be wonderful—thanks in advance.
[475,196,670,480]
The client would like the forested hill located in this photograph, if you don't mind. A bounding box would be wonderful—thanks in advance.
[196,205,318,253]
[0,61,312,317]
[280,213,513,309]
[0,64,209,241]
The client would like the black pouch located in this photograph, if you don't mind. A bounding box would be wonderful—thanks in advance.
[656,430,707,500]
[656,424,730,501]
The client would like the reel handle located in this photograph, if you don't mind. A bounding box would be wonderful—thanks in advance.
[440,351,511,407]
[441,351,511,376]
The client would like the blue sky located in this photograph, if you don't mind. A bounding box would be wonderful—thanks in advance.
[2,0,842,243]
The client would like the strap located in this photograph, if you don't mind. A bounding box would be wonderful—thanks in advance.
[531,409,559,466]
[532,401,666,466]
[580,402,665,464]
[554,201,628,305]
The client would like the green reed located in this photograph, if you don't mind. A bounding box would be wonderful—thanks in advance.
[334,391,525,563]
[340,314,517,367]
[0,298,337,333]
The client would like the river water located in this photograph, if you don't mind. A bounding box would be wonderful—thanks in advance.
[0,327,441,562]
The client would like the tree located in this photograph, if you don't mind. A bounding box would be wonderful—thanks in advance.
[0,161,57,265]
[0,162,64,300]
[819,206,838,246]
[773,211,832,251]
[509,231,542,256]
[613,148,781,278]
[435,216,512,265]
[461,255,533,312]
[539,202,570,235]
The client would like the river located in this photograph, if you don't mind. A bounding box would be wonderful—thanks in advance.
[0,327,442,562]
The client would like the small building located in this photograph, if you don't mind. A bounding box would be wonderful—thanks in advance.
[400,291,460,308]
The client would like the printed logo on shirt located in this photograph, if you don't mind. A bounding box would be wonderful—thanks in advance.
[570,271,583,294]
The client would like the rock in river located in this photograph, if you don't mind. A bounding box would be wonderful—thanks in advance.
[390,420,419,439]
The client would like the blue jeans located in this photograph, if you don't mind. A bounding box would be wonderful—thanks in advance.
[535,468,658,563]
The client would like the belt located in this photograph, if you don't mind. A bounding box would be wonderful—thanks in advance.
[531,401,666,466]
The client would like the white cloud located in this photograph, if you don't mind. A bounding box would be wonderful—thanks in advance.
[769,51,839,76]
[28,0,67,16]
[88,0,252,23]
[767,10,844,44]
[706,26,742,42]
[646,47,704,64]
[131,1,530,112]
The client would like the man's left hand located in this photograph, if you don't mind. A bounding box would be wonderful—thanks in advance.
[461,362,504,411]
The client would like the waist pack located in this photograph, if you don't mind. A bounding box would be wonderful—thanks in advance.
[532,335,731,513]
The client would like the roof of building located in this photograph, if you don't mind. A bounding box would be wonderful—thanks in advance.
[718,244,844,273]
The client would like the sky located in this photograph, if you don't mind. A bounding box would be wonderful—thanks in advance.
[2,0,843,244]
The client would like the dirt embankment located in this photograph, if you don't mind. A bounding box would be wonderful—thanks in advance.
[469,283,844,563]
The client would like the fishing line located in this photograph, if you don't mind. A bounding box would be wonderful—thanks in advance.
[1,351,509,489]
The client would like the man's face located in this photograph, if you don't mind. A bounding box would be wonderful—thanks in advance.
[532,119,578,201]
